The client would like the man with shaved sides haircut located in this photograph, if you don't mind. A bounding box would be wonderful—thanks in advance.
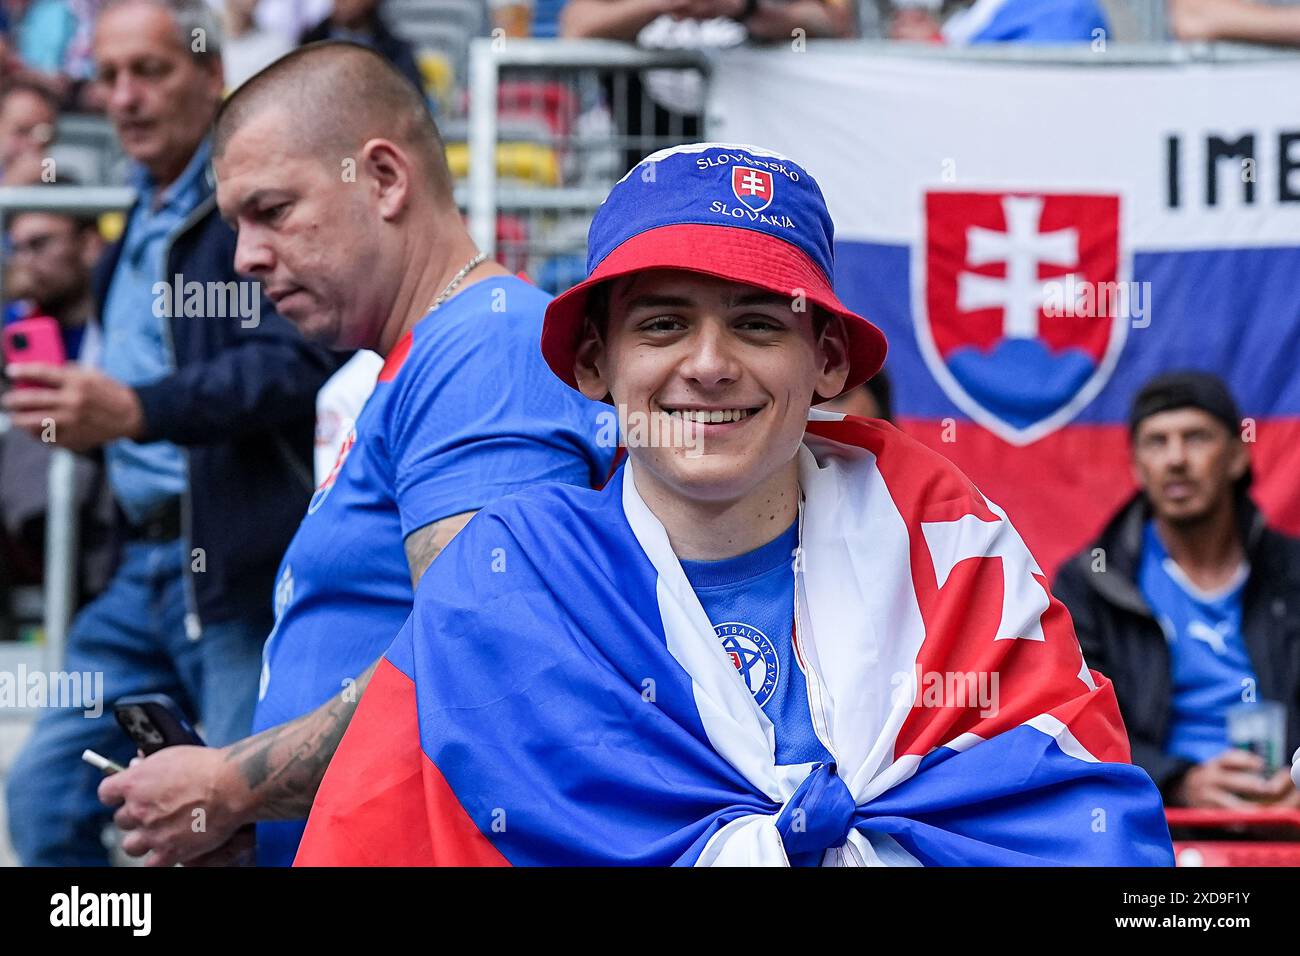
[6,0,338,867]
[99,41,613,866]
[214,39,450,199]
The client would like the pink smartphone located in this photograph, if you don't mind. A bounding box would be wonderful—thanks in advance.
[3,316,66,386]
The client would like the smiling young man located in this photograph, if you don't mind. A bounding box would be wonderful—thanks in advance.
[297,143,1174,867]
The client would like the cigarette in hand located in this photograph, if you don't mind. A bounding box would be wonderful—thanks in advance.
[82,748,125,775]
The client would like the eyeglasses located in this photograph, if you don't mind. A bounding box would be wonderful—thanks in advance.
[5,231,72,257]
[16,123,55,148]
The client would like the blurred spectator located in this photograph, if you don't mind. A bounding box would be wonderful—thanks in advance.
[1054,372,1300,810]
[943,0,1107,42]
[561,0,856,173]
[12,0,77,72]
[532,0,568,36]
[0,79,56,184]
[4,202,103,358]
[1,0,106,104]
[820,364,892,421]
[1170,0,1300,46]
[882,0,1108,44]
[886,0,942,40]
[61,0,103,82]
[2,0,338,865]
[219,0,291,89]
[250,0,329,45]
[1,201,114,613]
[299,0,423,91]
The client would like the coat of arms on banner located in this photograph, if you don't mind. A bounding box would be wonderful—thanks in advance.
[915,191,1127,445]
[732,166,774,212]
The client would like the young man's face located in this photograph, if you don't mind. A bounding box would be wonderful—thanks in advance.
[1131,407,1247,525]
[576,269,849,505]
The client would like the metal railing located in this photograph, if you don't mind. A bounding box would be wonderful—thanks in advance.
[466,38,711,272]
[0,187,135,707]
[463,37,1300,288]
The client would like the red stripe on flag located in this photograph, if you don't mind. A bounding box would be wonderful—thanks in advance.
[894,416,1300,580]
[295,658,509,867]
[804,416,1132,764]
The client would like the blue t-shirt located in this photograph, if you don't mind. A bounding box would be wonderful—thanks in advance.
[100,141,213,522]
[253,276,614,866]
[1137,521,1256,765]
[680,519,833,768]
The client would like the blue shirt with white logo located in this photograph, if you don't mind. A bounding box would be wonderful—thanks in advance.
[100,141,213,522]
[252,276,614,866]
[680,519,834,768]
[1137,520,1256,765]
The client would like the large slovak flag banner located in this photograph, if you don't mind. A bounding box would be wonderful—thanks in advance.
[707,49,1300,575]
[296,414,1173,866]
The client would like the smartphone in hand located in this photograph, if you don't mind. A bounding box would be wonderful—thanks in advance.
[3,316,66,386]
[114,694,206,756]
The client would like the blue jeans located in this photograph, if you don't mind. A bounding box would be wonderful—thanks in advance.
[5,540,270,866]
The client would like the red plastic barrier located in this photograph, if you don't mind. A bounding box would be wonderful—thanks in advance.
[1166,807,1300,867]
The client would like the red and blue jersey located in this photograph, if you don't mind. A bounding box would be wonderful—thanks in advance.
[252,275,614,865]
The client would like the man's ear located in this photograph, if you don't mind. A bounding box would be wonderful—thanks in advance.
[360,138,413,221]
[814,314,851,399]
[1227,434,1250,483]
[573,317,612,403]
[205,56,227,100]
[1129,443,1148,491]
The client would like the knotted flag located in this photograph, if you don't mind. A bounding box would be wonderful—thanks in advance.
[296,412,1174,866]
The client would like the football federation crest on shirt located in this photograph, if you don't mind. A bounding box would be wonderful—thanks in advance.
[714,621,779,707]
[732,166,775,213]
[915,191,1126,445]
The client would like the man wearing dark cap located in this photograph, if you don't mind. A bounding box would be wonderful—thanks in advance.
[1055,371,1300,810]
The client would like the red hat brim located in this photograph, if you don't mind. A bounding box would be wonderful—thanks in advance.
[541,223,887,402]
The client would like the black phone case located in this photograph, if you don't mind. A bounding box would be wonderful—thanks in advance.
[113,695,206,754]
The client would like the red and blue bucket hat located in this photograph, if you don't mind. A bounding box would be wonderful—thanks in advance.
[540,142,887,400]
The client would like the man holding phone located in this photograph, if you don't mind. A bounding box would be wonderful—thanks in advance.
[3,203,104,364]
[3,0,337,866]
[0,200,116,616]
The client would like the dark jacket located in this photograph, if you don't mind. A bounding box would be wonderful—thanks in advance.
[1054,491,1300,800]
[300,14,424,94]
[92,163,340,629]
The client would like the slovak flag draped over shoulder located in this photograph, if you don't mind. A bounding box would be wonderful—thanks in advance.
[296,414,1174,866]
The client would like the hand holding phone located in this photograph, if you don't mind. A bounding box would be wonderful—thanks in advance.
[3,316,66,386]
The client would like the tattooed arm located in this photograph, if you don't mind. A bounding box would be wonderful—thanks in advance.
[402,510,477,587]
[214,510,477,821]
[220,658,382,820]
[97,511,477,866]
